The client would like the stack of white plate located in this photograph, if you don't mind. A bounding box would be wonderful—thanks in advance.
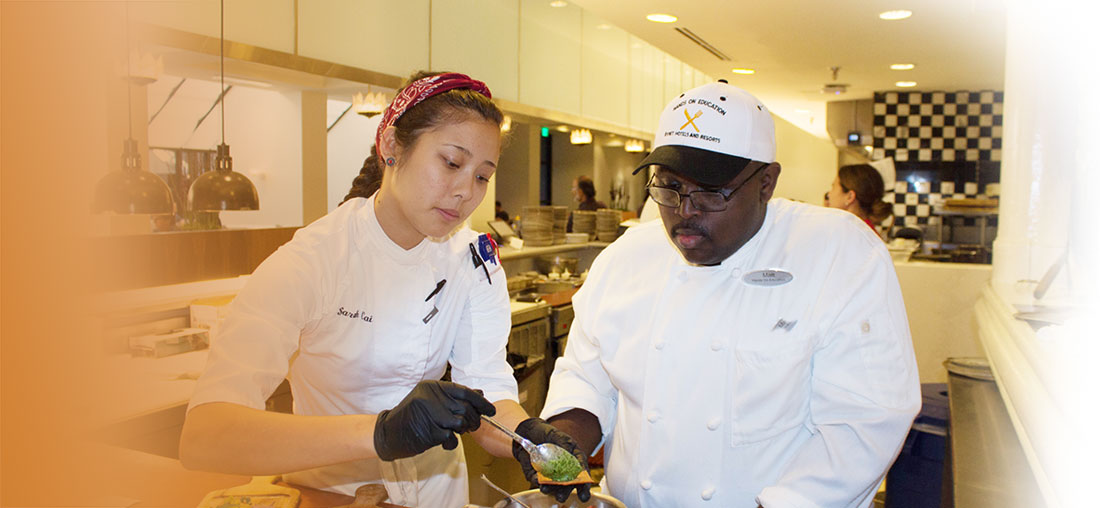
[552,205,568,245]
[521,206,554,246]
[596,209,621,242]
[573,211,596,240]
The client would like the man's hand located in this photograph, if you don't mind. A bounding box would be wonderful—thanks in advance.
[512,417,592,503]
[373,380,496,461]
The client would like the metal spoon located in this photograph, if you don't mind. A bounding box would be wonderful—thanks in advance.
[479,415,583,481]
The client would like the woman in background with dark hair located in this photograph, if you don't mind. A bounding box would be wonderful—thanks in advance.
[826,163,893,233]
[180,71,589,507]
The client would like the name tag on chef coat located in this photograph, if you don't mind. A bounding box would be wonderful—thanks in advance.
[742,269,794,287]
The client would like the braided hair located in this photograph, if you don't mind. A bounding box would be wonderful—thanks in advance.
[342,71,504,204]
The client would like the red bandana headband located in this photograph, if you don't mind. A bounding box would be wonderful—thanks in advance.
[375,72,492,150]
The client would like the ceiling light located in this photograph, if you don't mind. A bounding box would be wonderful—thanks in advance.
[500,115,512,132]
[890,63,915,70]
[93,2,173,215]
[624,139,646,152]
[596,23,611,30]
[646,14,677,23]
[896,81,917,87]
[352,90,387,117]
[556,125,570,133]
[570,129,592,145]
[879,10,912,20]
[189,0,259,212]
[549,1,568,7]
[731,68,755,75]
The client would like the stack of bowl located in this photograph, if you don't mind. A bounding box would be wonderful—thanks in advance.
[595,209,621,242]
[552,205,568,245]
[521,206,554,246]
[572,210,596,240]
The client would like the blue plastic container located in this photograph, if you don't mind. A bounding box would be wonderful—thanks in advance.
[884,383,948,508]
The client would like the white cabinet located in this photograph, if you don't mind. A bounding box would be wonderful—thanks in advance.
[629,37,663,134]
[430,0,520,102]
[298,0,429,79]
[133,0,296,53]
[519,0,582,116]
[580,12,629,126]
[662,52,682,104]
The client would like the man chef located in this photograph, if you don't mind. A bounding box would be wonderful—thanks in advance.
[539,80,921,507]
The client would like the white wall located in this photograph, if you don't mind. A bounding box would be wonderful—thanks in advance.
[146,76,303,227]
[325,99,381,211]
[770,114,838,205]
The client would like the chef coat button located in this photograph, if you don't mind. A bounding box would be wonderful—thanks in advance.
[641,480,653,490]
[706,418,721,430]
[647,411,659,423]
[732,268,742,277]
[710,342,723,351]
[654,341,665,350]
[701,487,715,500]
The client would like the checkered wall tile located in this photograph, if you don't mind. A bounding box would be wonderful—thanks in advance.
[885,181,1000,229]
[872,90,1004,162]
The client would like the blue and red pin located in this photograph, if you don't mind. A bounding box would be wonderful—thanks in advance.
[477,233,499,266]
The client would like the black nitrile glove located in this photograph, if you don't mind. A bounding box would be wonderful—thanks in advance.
[374,380,496,461]
[512,417,592,503]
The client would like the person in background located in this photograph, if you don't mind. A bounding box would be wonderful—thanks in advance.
[538,80,919,507]
[823,190,830,207]
[826,163,893,233]
[573,175,607,211]
[568,175,607,232]
[179,71,587,508]
[495,200,511,223]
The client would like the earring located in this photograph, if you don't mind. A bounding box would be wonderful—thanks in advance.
[385,157,396,166]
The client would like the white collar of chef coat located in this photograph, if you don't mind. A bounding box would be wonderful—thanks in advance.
[669,199,775,271]
[353,193,430,266]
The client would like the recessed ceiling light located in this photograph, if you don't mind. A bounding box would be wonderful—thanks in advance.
[556,125,570,132]
[890,63,915,70]
[596,23,611,30]
[549,1,568,7]
[896,81,917,87]
[646,13,677,23]
[879,10,912,20]
[731,68,755,75]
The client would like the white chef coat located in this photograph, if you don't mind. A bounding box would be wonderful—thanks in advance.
[188,194,517,508]
[542,198,920,508]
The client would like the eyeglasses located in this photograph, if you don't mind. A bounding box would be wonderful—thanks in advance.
[646,163,769,212]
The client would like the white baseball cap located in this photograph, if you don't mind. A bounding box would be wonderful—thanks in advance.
[633,79,776,187]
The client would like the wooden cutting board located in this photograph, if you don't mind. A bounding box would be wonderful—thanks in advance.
[197,476,300,508]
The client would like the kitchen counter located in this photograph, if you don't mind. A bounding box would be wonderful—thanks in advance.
[973,282,1092,508]
[498,241,610,261]
[893,260,993,383]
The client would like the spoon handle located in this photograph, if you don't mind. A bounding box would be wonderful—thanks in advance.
[480,415,538,454]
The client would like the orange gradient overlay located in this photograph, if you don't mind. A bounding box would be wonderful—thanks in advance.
[1,2,243,506]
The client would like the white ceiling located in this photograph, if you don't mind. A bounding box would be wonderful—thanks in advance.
[569,0,1007,138]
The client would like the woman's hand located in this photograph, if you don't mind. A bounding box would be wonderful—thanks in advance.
[373,380,497,461]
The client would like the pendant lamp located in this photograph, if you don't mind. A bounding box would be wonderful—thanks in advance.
[92,1,173,215]
[188,0,259,211]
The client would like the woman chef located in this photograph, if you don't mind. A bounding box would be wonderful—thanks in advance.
[179,72,582,508]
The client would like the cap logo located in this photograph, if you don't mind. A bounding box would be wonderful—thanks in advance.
[680,109,703,132]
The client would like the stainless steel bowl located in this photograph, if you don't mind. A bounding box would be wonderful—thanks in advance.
[492,489,627,508]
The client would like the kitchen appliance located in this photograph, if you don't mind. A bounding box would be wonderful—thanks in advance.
[509,301,551,415]
[550,304,574,362]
